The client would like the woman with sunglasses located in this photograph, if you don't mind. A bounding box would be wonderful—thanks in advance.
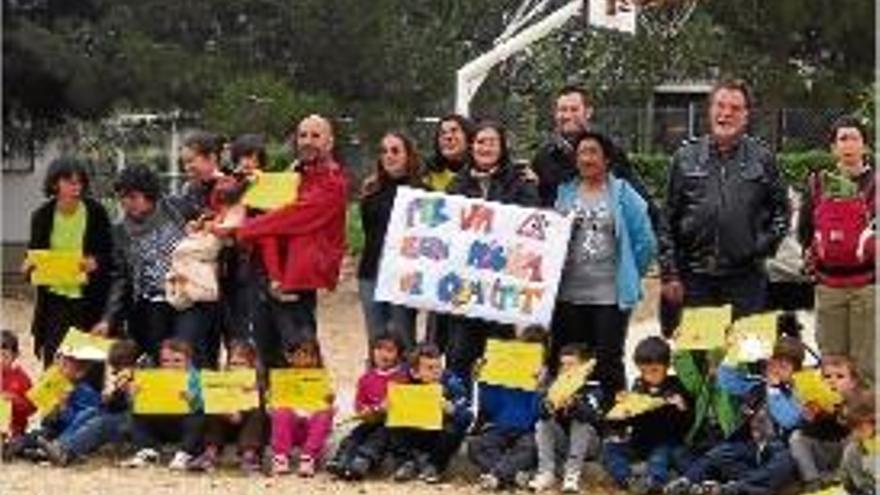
[357,131,425,354]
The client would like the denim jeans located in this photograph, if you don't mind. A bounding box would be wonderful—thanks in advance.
[129,300,219,368]
[357,278,417,352]
[58,412,130,459]
[683,439,797,495]
[603,439,687,488]
[468,428,537,484]
[682,270,768,319]
[253,287,318,368]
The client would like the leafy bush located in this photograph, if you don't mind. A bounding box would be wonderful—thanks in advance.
[628,150,835,196]
[347,202,365,256]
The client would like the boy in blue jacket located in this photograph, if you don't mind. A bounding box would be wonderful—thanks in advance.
[663,337,803,495]
[5,353,101,462]
[467,327,545,491]
[389,343,473,484]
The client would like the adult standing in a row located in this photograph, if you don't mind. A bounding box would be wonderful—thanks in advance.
[422,114,475,353]
[444,120,540,380]
[26,158,113,367]
[660,79,789,319]
[798,116,876,381]
[357,131,423,352]
[235,114,349,367]
[551,131,656,399]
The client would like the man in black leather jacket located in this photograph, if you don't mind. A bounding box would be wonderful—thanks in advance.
[660,79,789,319]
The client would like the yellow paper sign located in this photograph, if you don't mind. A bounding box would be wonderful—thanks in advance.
[58,327,115,361]
[726,312,778,363]
[133,370,190,415]
[201,369,259,414]
[269,369,332,412]
[606,392,667,420]
[793,369,842,412]
[547,360,595,410]
[26,365,74,416]
[802,485,847,495]
[0,397,12,434]
[242,172,300,210]
[674,305,732,350]
[480,339,543,391]
[386,383,443,431]
[26,250,85,286]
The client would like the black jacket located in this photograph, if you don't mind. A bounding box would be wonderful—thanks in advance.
[531,132,673,276]
[28,198,114,349]
[447,162,540,207]
[358,178,412,280]
[616,375,694,448]
[662,135,789,277]
[539,379,605,426]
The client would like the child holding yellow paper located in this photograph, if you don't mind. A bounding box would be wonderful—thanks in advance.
[1,331,36,438]
[270,339,335,477]
[840,390,876,495]
[5,354,100,462]
[388,343,472,484]
[789,355,862,491]
[122,339,205,470]
[42,340,139,465]
[468,327,545,491]
[188,340,264,473]
[602,337,692,494]
[529,343,604,493]
[328,335,409,480]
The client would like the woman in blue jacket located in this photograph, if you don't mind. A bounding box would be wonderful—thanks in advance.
[551,131,656,400]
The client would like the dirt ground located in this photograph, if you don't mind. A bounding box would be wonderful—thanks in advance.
[0,259,670,495]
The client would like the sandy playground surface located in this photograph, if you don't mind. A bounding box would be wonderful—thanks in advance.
[0,259,815,495]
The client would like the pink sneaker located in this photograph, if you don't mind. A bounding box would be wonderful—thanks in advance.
[297,455,316,477]
[272,454,290,475]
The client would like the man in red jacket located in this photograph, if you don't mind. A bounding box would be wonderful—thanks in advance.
[236,114,348,366]
[1,330,36,438]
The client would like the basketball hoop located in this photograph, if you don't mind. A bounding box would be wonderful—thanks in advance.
[633,0,700,39]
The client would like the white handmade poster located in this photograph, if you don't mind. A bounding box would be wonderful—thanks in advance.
[375,187,572,327]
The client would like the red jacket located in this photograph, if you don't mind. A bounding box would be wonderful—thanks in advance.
[237,158,348,291]
[2,363,36,436]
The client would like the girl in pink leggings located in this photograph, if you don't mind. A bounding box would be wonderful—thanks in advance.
[270,339,335,476]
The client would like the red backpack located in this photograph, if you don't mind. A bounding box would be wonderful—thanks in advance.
[810,171,876,287]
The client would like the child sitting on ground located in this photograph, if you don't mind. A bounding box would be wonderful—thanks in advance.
[664,338,806,495]
[1,330,36,440]
[788,354,863,491]
[327,334,409,480]
[388,343,473,484]
[468,326,545,491]
[5,352,100,462]
[187,340,264,473]
[43,339,139,465]
[270,339,335,477]
[121,338,205,470]
[603,336,692,494]
[529,342,604,493]
[840,389,876,495]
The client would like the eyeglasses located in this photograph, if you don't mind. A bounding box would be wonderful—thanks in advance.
[381,146,403,155]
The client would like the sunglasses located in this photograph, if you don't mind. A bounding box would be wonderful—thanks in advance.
[381,146,403,155]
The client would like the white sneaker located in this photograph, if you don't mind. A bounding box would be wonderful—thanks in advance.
[561,470,581,493]
[120,448,160,468]
[479,473,501,491]
[528,471,556,491]
[168,450,193,471]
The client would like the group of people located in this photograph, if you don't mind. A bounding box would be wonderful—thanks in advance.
[0,77,876,495]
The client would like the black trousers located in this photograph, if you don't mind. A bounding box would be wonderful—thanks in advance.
[549,302,630,400]
[128,300,219,368]
[131,414,206,455]
[332,422,391,469]
[389,427,466,472]
[445,316,515,381]
[468,428,537,484]
[252,287,318,368]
